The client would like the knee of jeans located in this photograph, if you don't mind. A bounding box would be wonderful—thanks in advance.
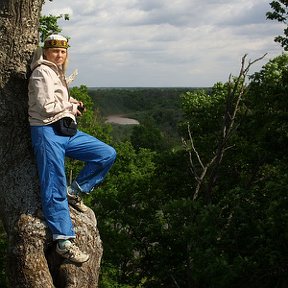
[109,146,117,162]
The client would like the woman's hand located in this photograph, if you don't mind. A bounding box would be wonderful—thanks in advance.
[76,101,86,116]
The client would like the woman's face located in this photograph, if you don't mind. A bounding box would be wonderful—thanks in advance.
[44,48,67,66]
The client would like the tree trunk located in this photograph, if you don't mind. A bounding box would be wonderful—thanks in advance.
[0,1,103,287]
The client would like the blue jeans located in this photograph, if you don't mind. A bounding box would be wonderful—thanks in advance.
[30,125,116,240]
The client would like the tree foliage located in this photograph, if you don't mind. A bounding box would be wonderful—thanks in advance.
[39,14,69,42]
[88,53,288,288]
[266,0,288,50]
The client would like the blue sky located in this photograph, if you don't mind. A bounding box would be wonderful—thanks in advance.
[43,0,284,87]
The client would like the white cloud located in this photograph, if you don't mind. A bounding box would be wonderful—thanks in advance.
[42,0,284,87]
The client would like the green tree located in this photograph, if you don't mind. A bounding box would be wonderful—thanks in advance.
[182,54,288,287]
[70,85,111,141]
[81,54,288,288]
[93,141,157,287]
[266,0,288,50]
[130,121,167,152]
[39,14,69,42]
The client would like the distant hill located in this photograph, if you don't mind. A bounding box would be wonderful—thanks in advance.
[88,87,204,116]
[87,87,208,145]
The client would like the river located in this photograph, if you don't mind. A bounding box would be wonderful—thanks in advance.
[105,115,140,125]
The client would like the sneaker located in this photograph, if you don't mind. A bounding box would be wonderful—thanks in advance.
[56,241,89,263]
[67,187,88,212]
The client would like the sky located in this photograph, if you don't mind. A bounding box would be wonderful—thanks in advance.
[42,0,284,87]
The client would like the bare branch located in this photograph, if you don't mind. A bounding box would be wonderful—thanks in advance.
[187,123,204,169]
[184,54,267,202]
[182,137,199,181]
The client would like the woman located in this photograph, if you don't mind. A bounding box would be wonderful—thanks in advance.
[28,34,116,263]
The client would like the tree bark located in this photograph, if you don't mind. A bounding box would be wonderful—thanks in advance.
[0,1,103,287]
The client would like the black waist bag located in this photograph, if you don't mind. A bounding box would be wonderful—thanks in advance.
[53,117,77,136]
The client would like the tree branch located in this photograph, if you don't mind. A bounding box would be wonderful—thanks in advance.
[185,54,267,201]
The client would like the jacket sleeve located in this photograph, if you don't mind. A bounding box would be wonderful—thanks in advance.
[29,68,77,117]
[69,96,79,104]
